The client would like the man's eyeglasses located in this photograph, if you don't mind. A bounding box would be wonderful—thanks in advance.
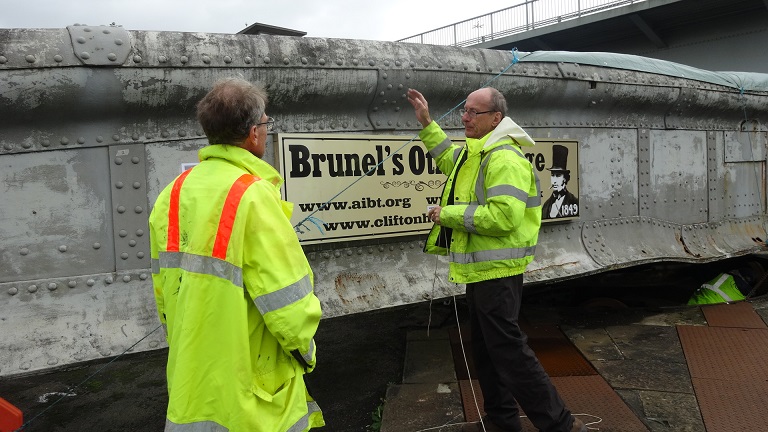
[459,109,495,119]
[256,117,275,131]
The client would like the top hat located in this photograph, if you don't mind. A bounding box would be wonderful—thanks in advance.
[547,144,570,173]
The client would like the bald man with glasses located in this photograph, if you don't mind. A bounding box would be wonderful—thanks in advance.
[407,87,586,432]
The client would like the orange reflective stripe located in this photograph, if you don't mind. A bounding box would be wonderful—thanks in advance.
[167,168,193,252]
[212,174,260,260]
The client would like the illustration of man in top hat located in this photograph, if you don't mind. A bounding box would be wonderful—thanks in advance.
[542,144,579,219]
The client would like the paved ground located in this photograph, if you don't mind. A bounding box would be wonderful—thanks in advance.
[2,257,766,432]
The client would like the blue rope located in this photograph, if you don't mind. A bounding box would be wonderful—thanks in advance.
[292,48,522,234]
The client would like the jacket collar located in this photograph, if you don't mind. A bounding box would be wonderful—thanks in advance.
[472,117,536,152]
[198,144,284,187]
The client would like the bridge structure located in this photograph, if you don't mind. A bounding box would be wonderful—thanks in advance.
[1,23,768,378]
[399,0,768,73]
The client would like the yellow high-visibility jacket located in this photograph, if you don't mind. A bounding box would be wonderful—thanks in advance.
[149,144,324,432]
[420,118,542,284]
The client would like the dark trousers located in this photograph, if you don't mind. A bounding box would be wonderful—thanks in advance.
[466,275,572,432]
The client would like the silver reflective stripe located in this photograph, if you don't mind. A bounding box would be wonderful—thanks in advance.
[475,145,539,209]
[152,258,160,274]
[303,339,316,363]
[450,245,536,264]
[285,401,323,432]
[702,274,734,302]
[487,184,528,203]
[165,419,228,432]
[429,137,453,159]
[158,251,243,288]
[463,205,479,234]
[254,274,313,315]
[451,147,463,164]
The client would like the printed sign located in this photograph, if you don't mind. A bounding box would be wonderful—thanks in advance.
[277,134,453,244]
[535,141,580,221]
[277,134,579,244]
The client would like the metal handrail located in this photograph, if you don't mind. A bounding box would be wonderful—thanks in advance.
[397,0,647,47]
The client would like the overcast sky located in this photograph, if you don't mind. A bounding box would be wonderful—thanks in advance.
[1,0,518,41]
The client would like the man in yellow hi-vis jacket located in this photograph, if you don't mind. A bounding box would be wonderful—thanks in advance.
[149,78,324,432]
[407,88,585,432]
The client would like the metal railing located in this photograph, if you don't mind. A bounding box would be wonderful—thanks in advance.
[397,0,647,47]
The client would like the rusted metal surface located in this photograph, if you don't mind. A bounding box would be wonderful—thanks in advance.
[678,323,768,432]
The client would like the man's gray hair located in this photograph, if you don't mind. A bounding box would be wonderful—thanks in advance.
[487,87,508,118]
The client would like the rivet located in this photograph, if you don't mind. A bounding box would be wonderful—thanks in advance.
[2,143,10,150]
[137,252,145,259]
[117,205,126,213]
[224,56,232,64]
[81,52,90,60]
[114,38,123,46]
[87,279,95,286]
[54,55,63,63]
[0,56,7,64]
[48,282,57,291]
[336,59,343,66]
[112,134,120,141]
[25,54,36,63]
[139,273,148,280]
[107,53,117,62]
[382,73,388,79]
[159,55,167,63]
[352,59,359,66]
[28,285,38,293]
[150,341,159,348]
[132,133,139,141]
[161,131,170,138]
[178,130,187,137]
[136,229,144,236]
[7,286,19,296]
[123,275,131,283]
[121,253,129,260]
[202,55,211,64]
[133,182,141,189]
[60,137,69,145]
[115,181,124,189]
[318,58,325,65]
[368,60,375,66]
[58,245,67,252]
[67,280,77,288]
[180,55,189,64]
[129,239,137,247]
[244,57,252,64]
[119,230,128,237]
[133,55,142,63]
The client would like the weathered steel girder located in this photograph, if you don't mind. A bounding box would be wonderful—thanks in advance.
[1,25,767,377]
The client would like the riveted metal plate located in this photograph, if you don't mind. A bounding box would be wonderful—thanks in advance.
[530,222,599,283]
[578,129,638,221]
[109,144,150,271]
[645,130,708,224]
[67,25,131,66]
[0,148,114,283]
[701,302,767,329]
[680,217,766,258]
[725,129,765,162]
[582,217,690,267]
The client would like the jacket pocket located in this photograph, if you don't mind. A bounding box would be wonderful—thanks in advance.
[251,363,296,403]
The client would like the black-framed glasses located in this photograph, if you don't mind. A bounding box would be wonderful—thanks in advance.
[459,109,495,119]
[256,117,275,131]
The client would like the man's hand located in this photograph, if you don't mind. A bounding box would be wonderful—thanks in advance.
[407,88,433,128]
[428,205,442,225]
